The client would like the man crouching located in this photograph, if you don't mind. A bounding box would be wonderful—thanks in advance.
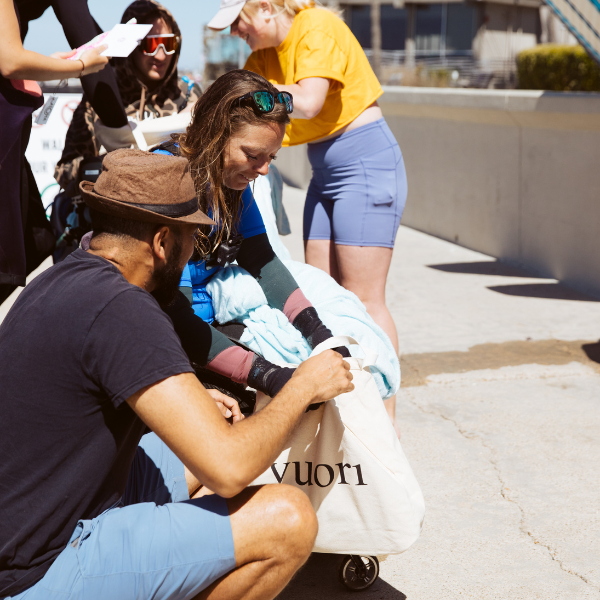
[0,149,353,600]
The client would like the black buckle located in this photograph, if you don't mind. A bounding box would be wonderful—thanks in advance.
[205,234,244,270]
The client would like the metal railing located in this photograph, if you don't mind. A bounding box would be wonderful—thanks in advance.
[363,49,518,87]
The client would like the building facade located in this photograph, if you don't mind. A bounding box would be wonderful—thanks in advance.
[332,0,575,86]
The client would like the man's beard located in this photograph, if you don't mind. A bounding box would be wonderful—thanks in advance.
[152,235,185,308]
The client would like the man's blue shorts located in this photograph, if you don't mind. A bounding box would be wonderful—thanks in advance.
[11,433,236,600]
[304,118,407,248]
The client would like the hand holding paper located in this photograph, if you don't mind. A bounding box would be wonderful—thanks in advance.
[70,22,153,60]
[79,46,110,76]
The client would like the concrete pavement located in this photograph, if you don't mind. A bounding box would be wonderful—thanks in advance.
[277,184,600,599]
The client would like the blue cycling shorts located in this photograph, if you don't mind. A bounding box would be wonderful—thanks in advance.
[11,434,236,600]
[303,118,407,248]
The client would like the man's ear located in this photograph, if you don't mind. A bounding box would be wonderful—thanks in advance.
[151,226,171,264]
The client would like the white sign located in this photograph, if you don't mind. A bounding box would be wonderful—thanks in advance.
[26,93,82,210]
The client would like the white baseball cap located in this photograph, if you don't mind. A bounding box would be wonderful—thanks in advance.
[207,0,247,30]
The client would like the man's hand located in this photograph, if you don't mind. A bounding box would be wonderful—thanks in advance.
[126,354,352,498]
[291,350,353,405]
[206,388,244,423]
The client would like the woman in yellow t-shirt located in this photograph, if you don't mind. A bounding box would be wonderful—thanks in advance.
[208,0,406,430]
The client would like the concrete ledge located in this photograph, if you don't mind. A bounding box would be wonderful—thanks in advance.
[276,87,600,297]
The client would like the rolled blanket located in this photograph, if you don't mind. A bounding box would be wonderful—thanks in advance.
[206,260,400,399]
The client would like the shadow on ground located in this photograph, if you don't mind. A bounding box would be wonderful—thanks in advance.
[427,260,543,278]
[426,261,600,301]
[400,339,600,387]
[277,554,407,600]
[487,282,600,302]
[582,341,600,364]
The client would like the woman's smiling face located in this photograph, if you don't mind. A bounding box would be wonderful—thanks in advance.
[230,3,278,51]
[222,121,286,190]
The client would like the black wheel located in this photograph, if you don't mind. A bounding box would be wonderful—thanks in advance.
[338,555,379,591]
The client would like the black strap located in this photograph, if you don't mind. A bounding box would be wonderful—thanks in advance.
[155,139,181,156]
[119,196,198,217]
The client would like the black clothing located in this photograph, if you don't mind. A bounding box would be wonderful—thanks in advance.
[0,75,45,296]
[237,233,301,313]
[0,250,192,598]
[1,0,126,303]
[166,289,231,365]
[237,232,275,278]
[247,355,295,398]
[15,0,127,127]
[293,306,347,353]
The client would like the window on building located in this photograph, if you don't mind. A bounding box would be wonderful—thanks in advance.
[520,6,541,36]
[343,4,407,50]
[381,5,407,50]
[446,3,477,51]
[344,5,371,48]
[343,2,476,56]
[415,4,443,53]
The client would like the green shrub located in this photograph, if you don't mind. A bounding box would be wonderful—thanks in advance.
[517,44,600,91]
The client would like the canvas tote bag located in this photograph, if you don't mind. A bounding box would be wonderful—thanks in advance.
[252,336,425,556]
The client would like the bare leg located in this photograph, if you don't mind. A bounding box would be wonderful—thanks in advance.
[185,466,202,497]
[383,396,400,437]
[305,240,400,436]
[334,245,401,437]
[304,239,339,282]
[194,484,317,600]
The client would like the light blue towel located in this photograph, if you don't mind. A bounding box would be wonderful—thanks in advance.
[206,260,400,399]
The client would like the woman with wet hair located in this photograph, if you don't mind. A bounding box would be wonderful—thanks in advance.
[157,69,348,405]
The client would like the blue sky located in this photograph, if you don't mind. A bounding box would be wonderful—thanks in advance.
[23,0,222,72]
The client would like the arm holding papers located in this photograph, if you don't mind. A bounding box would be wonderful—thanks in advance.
[0,0,108,81]
[50,0,129,127]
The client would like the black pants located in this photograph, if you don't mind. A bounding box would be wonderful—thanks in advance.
[0,117,55,305]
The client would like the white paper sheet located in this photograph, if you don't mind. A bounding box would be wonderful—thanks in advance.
[70,23,153,60]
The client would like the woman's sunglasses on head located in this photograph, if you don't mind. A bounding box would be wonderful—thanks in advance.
[139,34,180,56]
[236,90,293,114]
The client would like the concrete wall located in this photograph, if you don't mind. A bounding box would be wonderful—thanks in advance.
[277,86,600,296]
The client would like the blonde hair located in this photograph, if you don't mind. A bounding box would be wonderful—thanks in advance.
[240,0,336,22]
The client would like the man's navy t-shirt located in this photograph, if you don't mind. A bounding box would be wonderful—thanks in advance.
[0,250,193,598]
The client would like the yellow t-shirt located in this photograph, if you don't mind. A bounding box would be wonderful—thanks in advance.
[244,7,382,146]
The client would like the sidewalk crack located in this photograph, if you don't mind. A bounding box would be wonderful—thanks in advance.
[404,391,600,592]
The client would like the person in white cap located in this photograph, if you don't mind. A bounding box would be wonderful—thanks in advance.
[208,0,248,30]
[208,0,405,436]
